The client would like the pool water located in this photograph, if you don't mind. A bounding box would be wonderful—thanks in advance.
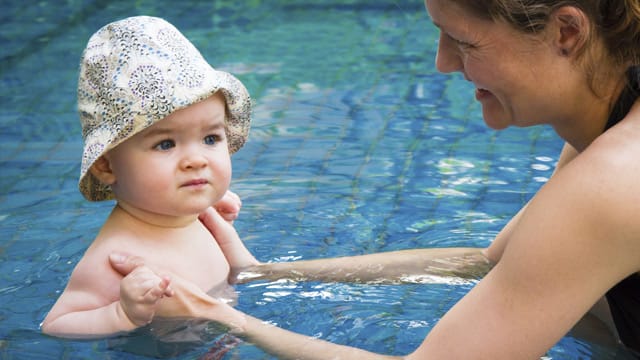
[0,1,635,359]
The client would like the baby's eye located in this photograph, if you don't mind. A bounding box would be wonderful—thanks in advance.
[203,134,220,145]
[154,139,175,151]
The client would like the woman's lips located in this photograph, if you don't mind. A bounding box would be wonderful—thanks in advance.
[475,88,492,101]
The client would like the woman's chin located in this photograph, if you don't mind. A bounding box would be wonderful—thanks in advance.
[481,111,510,130]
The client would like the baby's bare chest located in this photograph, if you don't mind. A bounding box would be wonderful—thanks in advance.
[94,222,231,293]
[145,235,230,291]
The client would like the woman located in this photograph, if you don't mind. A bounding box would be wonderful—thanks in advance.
[113,0,640,358]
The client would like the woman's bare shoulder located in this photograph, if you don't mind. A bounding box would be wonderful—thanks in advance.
[410,140,640,358]
[503,116,640,289]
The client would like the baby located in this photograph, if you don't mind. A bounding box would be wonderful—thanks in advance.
[41,16,258,339]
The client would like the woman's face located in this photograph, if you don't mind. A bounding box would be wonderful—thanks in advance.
[425,0,563,129]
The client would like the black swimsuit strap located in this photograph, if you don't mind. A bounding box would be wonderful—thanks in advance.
[603,66,640,355]
[605,66,640,131]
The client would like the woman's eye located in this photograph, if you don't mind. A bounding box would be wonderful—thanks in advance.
[154,139,175,150]
[454,37,473,49]
[204,134,219,145]
[446,33,473,49]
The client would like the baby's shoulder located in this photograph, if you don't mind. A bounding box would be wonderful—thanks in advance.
[67,233,133,294]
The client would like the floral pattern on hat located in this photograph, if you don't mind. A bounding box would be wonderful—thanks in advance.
[77,16,251,201]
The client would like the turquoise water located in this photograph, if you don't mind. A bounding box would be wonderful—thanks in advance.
[0,1,635,359]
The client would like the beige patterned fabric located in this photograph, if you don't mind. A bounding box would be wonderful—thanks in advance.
[77,16,251,201]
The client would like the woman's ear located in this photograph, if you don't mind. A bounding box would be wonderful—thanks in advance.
[551,6,589,57]
[89,155,116,185]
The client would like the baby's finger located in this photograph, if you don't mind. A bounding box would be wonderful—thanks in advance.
[226,190,241,204]
[159,275,174,297]
[146,276,174,299]
[145,283,168,302]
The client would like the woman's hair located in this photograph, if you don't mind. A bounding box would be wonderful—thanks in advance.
[451,0,640,67]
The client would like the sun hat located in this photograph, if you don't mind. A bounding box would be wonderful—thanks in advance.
[77,16,251,201]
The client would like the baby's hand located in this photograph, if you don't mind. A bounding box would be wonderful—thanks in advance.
[214,190,242,223]
[110,254,174,327]
[110,253,246,330]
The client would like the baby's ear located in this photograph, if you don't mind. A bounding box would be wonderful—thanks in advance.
[89,156,116,185]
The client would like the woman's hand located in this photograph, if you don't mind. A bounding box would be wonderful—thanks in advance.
[109,253,246,330]
[110,253,174,327]
[213,190,242,223]
[199,206,259,277]
[157,274,247,332]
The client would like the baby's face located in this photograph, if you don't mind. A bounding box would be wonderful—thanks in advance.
[105,93,232,219]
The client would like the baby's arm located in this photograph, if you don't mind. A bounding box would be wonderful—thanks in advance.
[199,206,259,280]
[41,254,173,338]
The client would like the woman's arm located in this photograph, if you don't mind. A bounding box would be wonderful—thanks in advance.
[201,203,492,284]
[111,255,402,360]
[213,144,579,286]
[221,140,637,358]
[199,206,259,281]
[237,248,491,284]
[232,312,402,360]
[484,142,578,263]
[409,137,640,359]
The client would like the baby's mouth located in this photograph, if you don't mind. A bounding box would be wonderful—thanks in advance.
[182,179,209,187]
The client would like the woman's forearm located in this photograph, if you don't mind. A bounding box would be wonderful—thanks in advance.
[225,310,402,360]
[163,282,402,360]
[237,248,491,284]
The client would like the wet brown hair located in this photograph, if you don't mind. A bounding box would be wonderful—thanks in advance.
[451,0,640,69]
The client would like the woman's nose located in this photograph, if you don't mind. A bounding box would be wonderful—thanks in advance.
[435,33,463,74]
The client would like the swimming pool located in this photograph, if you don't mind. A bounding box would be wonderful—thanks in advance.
[0,1,635,359]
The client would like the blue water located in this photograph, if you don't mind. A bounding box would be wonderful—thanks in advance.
[0,1,635,359]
